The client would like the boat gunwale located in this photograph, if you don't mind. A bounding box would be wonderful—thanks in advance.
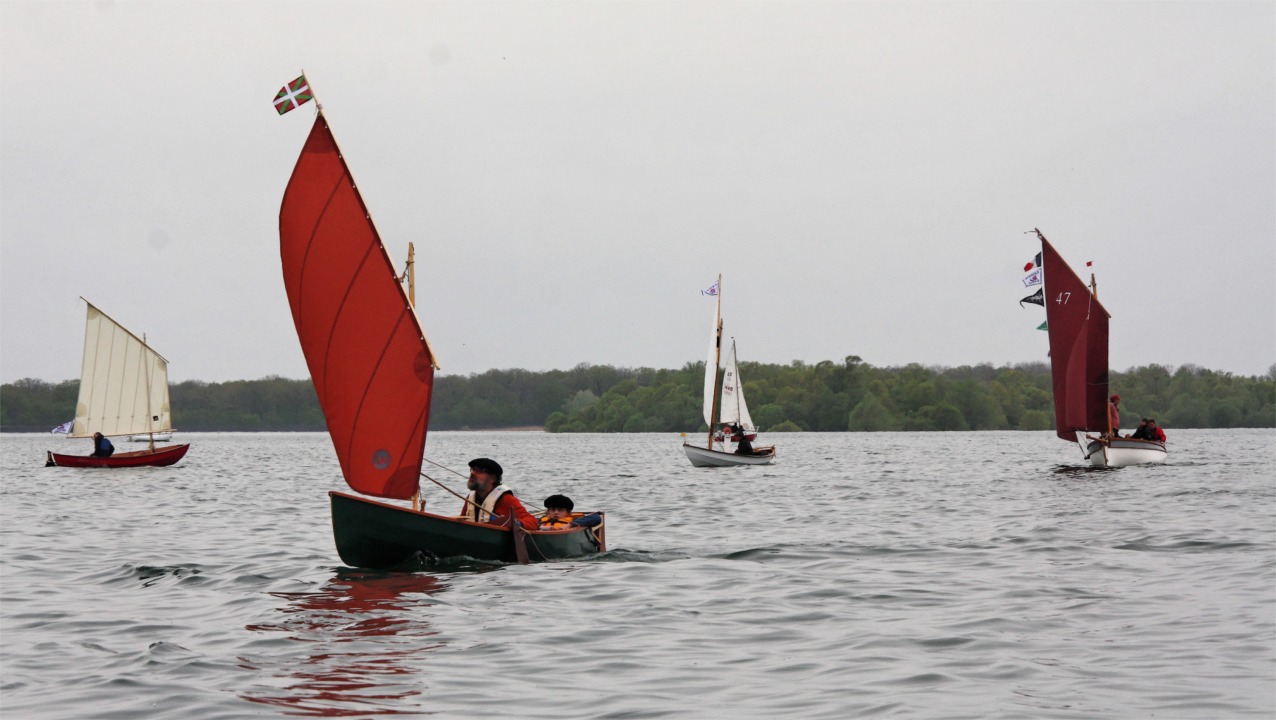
[328,490,604,538]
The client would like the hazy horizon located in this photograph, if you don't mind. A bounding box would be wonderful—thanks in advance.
[4,1,1273,384]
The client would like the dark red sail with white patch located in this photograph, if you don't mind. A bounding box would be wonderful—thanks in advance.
[279,114,436,499]
[1040,235,1110,441]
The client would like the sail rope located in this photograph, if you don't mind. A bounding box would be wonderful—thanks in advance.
[420,459,546,513]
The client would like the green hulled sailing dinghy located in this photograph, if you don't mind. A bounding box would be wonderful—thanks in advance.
[277,81,604,568]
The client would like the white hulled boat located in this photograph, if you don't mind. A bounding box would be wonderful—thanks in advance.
[682,274,775,467]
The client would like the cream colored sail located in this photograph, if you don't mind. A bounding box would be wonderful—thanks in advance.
[717,340,755,432]
[70,302,171,438]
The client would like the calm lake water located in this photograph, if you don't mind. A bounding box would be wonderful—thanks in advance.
[1,430,1273,719]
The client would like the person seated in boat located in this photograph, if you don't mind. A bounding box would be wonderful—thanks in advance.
[460,458,537,530]
[734,430,755,456]
[91,432,114,458]
[1129,417,1151,440]
[1146,418,1166,443]
[539,494,603,530]
[1107,394,1122,438]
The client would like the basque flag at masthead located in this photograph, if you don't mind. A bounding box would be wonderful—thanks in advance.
[273,75,314,115]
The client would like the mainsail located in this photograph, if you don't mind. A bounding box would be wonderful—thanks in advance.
[1040,234,1110,441]
[279,114,438,500]
[718,341,755,432]
[71,301,171,438]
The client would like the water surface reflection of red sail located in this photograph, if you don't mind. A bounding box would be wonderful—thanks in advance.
[280,115,436,500]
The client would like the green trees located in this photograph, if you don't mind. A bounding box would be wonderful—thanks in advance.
[2,361,1272,432]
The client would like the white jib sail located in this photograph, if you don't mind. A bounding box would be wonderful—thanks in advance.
[717,340,754,432]
[702,295,721,427]
[71,302,172,438]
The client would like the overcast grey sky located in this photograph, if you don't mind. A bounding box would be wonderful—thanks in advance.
[2,0,1273,385]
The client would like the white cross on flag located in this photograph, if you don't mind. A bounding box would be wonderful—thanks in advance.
[273,75,314,115]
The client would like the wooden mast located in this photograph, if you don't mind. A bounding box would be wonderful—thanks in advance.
[403,242,424,510]
[707,273,723,449]
[143,332,155,452]
[1092,271,1112,441]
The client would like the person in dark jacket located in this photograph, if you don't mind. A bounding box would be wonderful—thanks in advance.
[92,432,114,458]
[1130,417,1151,440]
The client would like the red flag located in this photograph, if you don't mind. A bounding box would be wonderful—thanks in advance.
[1023,261,1033,272]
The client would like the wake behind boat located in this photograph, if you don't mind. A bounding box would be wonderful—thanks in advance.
[45,301,190,469]
[277,77,604,567]
[682,274,775,467]
[1035,229,1167,467]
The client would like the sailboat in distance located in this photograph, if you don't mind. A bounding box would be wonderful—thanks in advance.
[278,87,604,567]
[1035,229,1167,467]
[683,274,776,467]
[45,300,190,468]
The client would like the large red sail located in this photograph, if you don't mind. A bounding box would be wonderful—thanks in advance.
[1040,234,1110,441]
[280,115,436,499]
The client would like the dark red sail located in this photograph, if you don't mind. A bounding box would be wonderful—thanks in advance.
[1040,233,1110,441]
[280,114,436,499]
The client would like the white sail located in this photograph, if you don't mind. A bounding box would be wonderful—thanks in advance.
[717,340,754,432]
[702,286,722,427]
[70,302,171,438]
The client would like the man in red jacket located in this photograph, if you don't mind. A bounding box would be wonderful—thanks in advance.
[460,458,538,530]
[1147,418,1167,443]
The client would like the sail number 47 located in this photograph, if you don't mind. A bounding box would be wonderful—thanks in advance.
[1056,292,1071,304]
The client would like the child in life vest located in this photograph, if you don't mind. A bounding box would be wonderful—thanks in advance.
[539,494,602,530]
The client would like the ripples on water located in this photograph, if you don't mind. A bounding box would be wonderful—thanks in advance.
[1,430,1272,719]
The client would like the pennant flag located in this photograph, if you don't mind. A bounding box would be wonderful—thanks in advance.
[50,420,72,434]
[1036,320,1048,331]
[701,281,719,297]
[1022,252,1042,272]
[1019,289,1044,307]
[1086,261,1093,267]
[1022,267,1043,287]
[273,75,314,115]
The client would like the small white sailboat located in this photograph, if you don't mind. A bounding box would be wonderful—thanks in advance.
[683,274,775,467]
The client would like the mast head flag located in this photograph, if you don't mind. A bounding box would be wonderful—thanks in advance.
[273,75,314,115]
[702,280,719,297]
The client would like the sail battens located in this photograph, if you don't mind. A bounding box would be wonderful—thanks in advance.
[71,302,172,438]
[280,113,435,500]
[1040,235,1111,441]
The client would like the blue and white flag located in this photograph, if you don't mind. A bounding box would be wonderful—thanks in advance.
[50,420,73,435]
[1022,267,1043,287]
[701,281,719,297]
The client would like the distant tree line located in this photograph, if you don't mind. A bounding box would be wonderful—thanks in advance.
[1,360,1272,433]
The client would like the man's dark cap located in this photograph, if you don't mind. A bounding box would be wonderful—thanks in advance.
[468,458,503,479]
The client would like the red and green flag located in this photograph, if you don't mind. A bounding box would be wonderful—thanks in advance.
[273,75,313,115]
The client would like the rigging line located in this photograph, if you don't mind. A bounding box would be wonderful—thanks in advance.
[419,470,546,513]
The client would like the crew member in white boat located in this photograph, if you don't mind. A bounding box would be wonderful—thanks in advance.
[459,458,537,530]
[725,423,756,455]
[1107,394,1122,438]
